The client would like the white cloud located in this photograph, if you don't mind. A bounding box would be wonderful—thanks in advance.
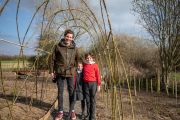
[90,0,149,38]
[12,0,37,10]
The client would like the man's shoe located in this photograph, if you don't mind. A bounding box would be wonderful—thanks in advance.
[55,112,63,120]
[71,111,76,120]
[84,115,89,120]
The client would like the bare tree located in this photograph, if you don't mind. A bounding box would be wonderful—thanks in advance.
[132,0,180,93]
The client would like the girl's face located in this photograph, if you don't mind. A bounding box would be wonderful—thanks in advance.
[78,63,83,70]
[85,55,93,63]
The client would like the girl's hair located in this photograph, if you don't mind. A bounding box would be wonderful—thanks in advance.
[64,29,74,37]
[85,53,95,59]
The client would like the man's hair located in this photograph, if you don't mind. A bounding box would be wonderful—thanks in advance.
[64,29,74,37]
[85,52,95,59]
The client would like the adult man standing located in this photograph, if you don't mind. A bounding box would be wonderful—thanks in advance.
[50,29,79,120]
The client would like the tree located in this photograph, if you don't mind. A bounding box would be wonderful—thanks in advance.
[34,0,96,69]
[132,0,180,92]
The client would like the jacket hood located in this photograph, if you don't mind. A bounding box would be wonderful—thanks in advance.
[58,38,76,48]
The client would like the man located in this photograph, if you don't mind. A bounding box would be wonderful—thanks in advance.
[50,29,79,120]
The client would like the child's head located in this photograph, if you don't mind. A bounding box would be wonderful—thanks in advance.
[85,53,94,63]
[77,62,83,71]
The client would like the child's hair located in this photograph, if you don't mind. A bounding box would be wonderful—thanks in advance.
[64,29,74,37]
[77,61,83,65]
[85,53,95,59]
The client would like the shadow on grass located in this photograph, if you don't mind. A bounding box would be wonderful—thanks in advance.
[0,93,52,111]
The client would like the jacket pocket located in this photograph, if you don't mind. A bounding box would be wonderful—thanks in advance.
[54,64,65,74]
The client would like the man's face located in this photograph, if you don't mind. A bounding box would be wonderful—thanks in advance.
[64,33,73,45]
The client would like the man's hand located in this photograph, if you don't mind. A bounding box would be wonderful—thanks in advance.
[51,73,55,78]
[97,86,101,92]
[51,73,57,83]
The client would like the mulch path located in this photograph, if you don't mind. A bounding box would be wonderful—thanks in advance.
[0,72,179,120]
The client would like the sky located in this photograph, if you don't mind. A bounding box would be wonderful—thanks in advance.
[0,0,38,55]
[0,0,149,56]
[90,0,148,36]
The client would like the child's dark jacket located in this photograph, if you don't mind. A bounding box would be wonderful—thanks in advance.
[74,69,85,101]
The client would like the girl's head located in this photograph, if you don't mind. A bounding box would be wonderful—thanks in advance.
[85,53,95,63]
[77,62,83,71]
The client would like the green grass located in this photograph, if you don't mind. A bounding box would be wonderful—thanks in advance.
[0,60,31,71]
[170,72,180,81]
[1,60,28,63]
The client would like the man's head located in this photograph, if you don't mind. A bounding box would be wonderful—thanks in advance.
[64,29,74,46]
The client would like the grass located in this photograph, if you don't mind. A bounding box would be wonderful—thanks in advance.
[170,72,180,82]
[0,60,31,71]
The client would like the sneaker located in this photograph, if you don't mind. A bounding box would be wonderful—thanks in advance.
[81,114,85,119]
[55,112,63,120]
[84,115,89,120]
[71,111,76,120]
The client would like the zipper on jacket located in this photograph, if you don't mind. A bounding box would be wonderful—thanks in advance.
[65,47,67,76]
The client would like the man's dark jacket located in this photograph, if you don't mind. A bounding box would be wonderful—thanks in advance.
[50,39,79,77]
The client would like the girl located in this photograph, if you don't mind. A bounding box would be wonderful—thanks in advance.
[83,53,101,120]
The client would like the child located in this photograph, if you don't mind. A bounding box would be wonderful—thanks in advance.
[83,53,101,120]
[73,62,86,119]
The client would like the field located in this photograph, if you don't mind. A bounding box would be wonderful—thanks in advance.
[0,61,31,71]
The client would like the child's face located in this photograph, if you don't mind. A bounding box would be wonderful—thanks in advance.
[78,63,83,70]
[85,55,93,63]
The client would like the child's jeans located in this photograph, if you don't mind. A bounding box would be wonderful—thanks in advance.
[84,81,97,120]
[81,99,86,114]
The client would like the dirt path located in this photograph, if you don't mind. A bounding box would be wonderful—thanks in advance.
[48,88,82,120]
[0,73,179,120]
[97,89,180,120]
[49,88,180,120]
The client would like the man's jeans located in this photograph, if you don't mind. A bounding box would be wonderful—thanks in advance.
[57,76,75,112]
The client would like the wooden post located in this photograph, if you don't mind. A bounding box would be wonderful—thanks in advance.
[138,78,141,92]
[0,61,3,94]
[146,78,148,92]
[134,76,137,96]
[129,77,131,89]
[157,69,160,93]
[175,73,178,103]
[107,88,109,109]
[151,79,153,93]
[172,79,175,95]
[118,88,123,120]
[129,69,131,89]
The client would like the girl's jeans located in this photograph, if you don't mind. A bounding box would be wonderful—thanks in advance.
[84,82,97,120]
